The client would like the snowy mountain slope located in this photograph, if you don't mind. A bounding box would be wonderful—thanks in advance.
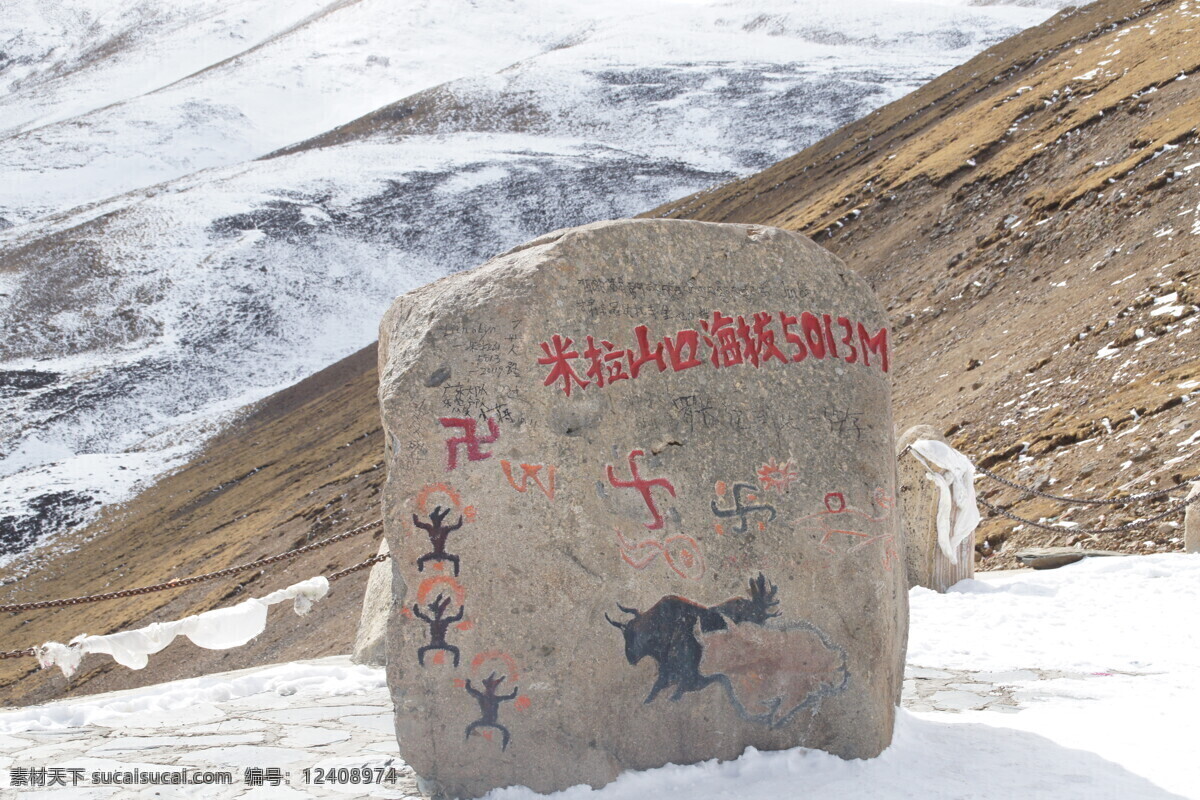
[0,0,1065,224]
[0,0,582,225]
[0,137,727,560]
[0,0,327,137]
[0,1,1063,560]
[1,0,1194,711]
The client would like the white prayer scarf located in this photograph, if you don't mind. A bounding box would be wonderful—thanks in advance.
[37,576,329,677]
[908,440,981,564]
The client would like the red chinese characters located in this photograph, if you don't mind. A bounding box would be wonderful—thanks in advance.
[536,311,888,396]
[537,335,589,397]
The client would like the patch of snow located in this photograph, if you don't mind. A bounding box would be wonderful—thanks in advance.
[1,556,1196,798]
[0,660,385,734]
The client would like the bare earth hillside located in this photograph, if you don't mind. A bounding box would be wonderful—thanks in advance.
[2,0,1197,704]
[652,0,1200,564]
[0,347,386,704]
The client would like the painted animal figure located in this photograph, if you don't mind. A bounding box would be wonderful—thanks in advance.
[606,573,779,703]
[697,620,848,727]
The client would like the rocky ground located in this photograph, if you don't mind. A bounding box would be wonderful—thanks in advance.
[0,657,1102,800]
[0,657,421,799]
[655,0,1200,568]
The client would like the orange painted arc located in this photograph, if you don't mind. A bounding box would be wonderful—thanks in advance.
[471,650,520,682]
[417,576,467,607]
[415,483,465,515]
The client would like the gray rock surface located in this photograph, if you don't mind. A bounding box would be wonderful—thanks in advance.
[377,219,906,798]
[353,540,394,667]
[896,425,975,592]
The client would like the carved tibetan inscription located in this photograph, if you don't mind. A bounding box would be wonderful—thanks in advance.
[378,219,906,799]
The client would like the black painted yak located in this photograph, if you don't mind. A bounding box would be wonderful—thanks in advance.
[606,573,780,703]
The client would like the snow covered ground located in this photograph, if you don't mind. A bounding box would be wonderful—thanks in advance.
[1,555,1195,798]
[0,0,1068,562]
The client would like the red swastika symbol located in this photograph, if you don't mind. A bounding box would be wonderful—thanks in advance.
[606,449,676,530]
[440,417,500,470]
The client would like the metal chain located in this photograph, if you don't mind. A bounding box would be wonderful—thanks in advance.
[0,519,383,614]
[0,545,391,661]
[976,464,1194,505]
[328,552,390,582]
[0,647,36,660]
[978,490,1200,534]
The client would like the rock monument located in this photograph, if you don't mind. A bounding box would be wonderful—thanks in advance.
[377,219,906,798]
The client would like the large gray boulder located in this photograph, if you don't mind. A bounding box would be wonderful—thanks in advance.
[378,219,906,798]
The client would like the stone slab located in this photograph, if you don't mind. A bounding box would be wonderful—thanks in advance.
[353,540,393,666]
[1015,547,1126,570]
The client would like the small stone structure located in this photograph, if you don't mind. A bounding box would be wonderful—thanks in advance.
[353,540,392,666]
[1185,483,1200,553]
[896,425,974,591]
[377,219,906,798]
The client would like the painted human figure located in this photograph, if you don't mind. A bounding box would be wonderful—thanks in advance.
[796,490,897,568]
[412,593,464,667]
[414,505,463,576]
[464,672,518,751]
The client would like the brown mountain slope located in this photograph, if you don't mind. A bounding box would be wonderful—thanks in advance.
[3,0,1198,704]
[0,346,386,705]
[651,0,1200,560]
